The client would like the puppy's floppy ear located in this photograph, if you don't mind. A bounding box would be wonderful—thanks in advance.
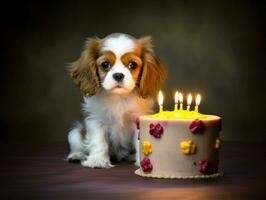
[138,36,167,98]
[68,37,101,96]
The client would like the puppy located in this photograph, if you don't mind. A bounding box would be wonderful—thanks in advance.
[67,33,166,168]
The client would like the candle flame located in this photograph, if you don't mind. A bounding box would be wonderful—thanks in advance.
[158,90,163,106]
[174,91,179,104]
[187,94,192,105]
[196,94,201,106]
[178,93,183,103]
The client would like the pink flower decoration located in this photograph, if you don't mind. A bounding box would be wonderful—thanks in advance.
[140,157,153,173]
[198,159,209,174]
[189,119,205,134]
[149,123,164,138]
[135,117,140,130]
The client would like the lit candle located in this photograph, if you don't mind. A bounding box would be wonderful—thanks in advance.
[174,91,179,111]
[158,90,164,113]
[195,94,201,112]
[179,93,183,110]
[187,94,192,111]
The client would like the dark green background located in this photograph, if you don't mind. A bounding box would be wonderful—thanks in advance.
[2,0,265,142]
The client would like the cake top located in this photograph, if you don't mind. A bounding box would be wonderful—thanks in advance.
[153,91,208,119]
[151,110,206,119]
[141,114,220,121]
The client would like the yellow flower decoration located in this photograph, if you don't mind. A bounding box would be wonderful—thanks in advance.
[142,141,152,155]
[180,140,196,155]
[215,137,221,149]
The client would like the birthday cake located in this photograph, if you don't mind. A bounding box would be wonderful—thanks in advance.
[135,92,222,179]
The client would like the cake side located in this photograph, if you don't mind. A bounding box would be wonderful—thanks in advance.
[137,115,221,178]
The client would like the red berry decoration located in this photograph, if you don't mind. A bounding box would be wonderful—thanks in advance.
[198,159,209,174]
[189,119,205,134]
[135,117,140,130]
[140,157,153,173]
[149,123,164,138]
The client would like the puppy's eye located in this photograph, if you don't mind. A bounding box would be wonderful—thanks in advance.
[101,61,111,70]
[128,61,138,69]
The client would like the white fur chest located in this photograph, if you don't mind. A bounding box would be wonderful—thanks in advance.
[83,92,154,149]
[104,98,136,150]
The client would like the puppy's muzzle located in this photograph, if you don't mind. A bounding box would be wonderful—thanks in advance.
[113,73,124,82]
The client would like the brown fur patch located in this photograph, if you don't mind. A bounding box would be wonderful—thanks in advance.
[68,37,101,96]
[96,51,116,79]
[137,36,167,98]
[121,52,143,82]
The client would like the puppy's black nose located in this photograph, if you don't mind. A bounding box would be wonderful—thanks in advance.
[113,73,124,82]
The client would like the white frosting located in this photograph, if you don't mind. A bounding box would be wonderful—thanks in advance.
[137,115,221,179]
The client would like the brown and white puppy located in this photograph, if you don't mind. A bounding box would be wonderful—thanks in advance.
[67,33,166,168]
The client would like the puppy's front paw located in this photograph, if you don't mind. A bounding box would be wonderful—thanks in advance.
[81,155,114,168]
[67,152,86,163]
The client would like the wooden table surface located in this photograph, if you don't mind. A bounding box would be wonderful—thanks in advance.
[1,142,265,200]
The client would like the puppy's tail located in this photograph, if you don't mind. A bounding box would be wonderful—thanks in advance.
[68,121,84,154]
